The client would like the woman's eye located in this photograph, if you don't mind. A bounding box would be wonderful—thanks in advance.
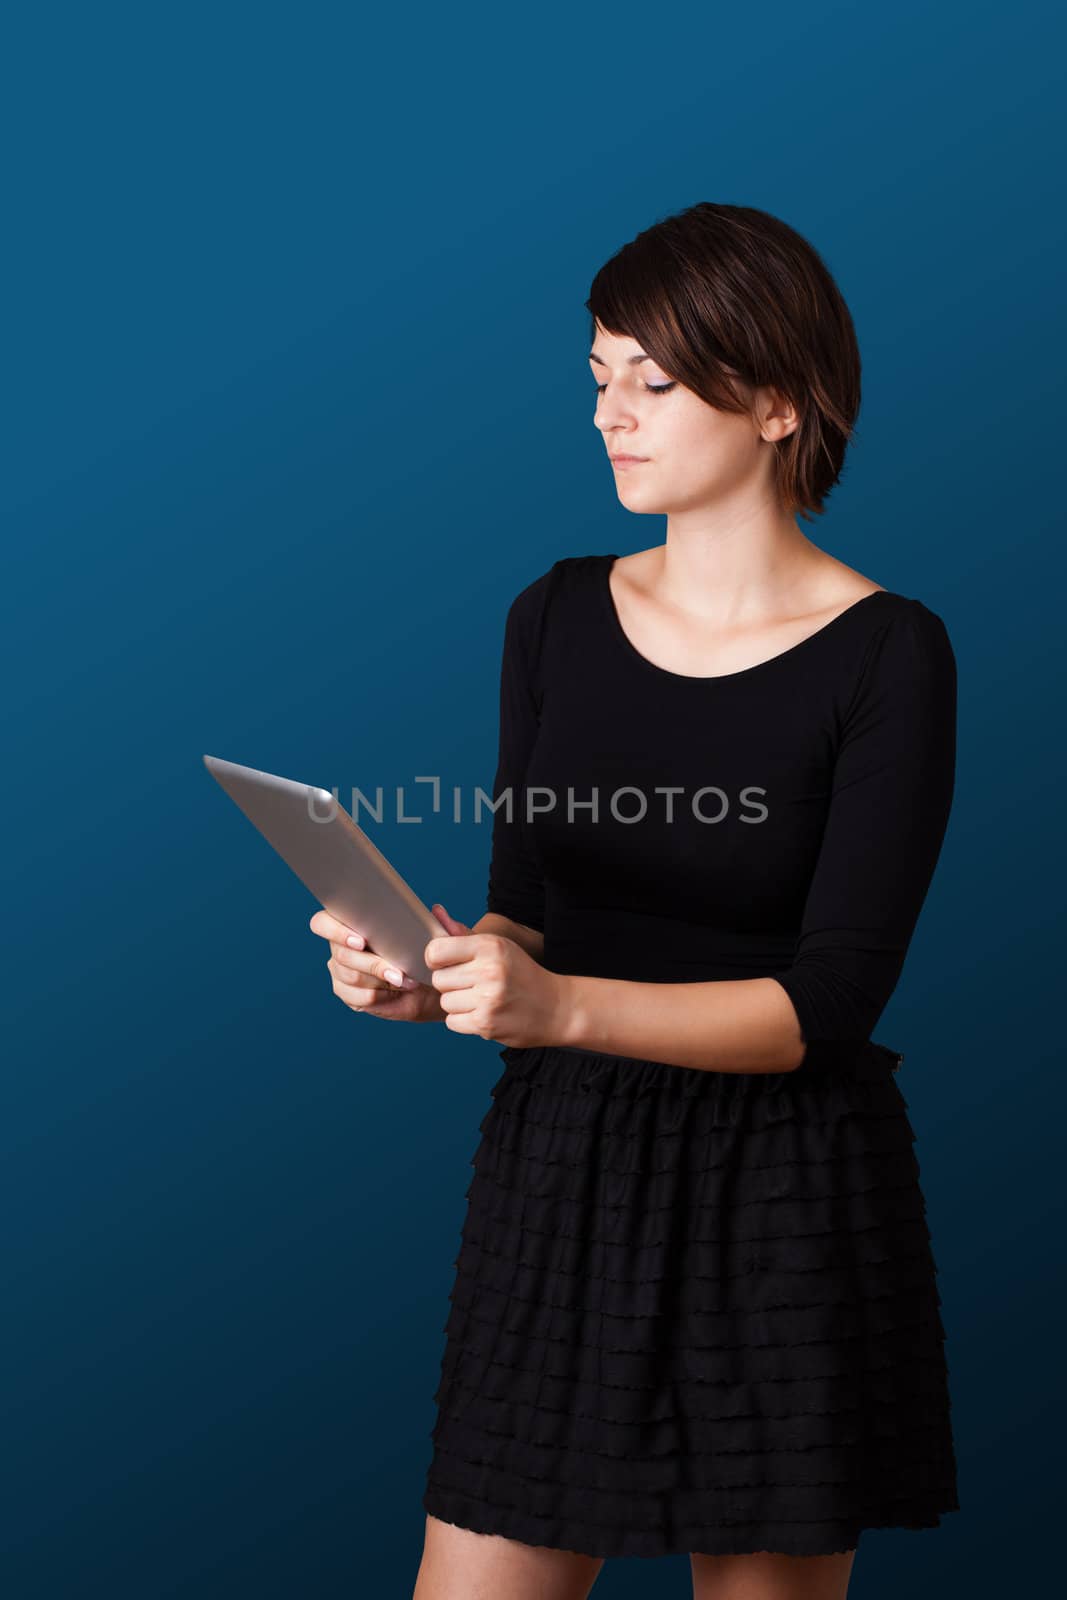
[593,381,676,396]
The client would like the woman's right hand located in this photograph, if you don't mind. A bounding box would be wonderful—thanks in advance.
[308,905,463,1024]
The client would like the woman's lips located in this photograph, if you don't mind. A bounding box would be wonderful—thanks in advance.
[612,455,648,468]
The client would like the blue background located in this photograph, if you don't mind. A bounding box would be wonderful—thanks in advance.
[4,1,1061,1593]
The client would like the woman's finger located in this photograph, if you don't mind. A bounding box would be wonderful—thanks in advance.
[328,955,389,990]
[330,946,419,989]
[438,988,478,1013]
[430,964,475,992]
[336,979,400,1011]
[330,944,381,973]
[327,960,411,1013]
[310,909,364,945]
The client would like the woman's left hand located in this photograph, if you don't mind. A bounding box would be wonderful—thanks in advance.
[425,906,571,1047]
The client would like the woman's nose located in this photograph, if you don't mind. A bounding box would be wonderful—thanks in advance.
[595,397,637,430]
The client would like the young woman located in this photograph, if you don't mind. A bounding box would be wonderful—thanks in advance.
[311,201,961,1600]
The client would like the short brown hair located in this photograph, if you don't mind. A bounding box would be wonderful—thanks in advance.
[585,202,862,522]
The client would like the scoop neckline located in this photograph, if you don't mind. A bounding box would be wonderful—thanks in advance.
[599,553,898,684]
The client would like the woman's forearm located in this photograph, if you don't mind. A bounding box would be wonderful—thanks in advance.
[553,974,806,1074]
[473,913,545,964]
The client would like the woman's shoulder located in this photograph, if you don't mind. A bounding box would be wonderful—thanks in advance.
[795,557,955,668]
[498,555,599,666]
[846,581,954,651]
[845,588,957,717]
[504,552,609,619]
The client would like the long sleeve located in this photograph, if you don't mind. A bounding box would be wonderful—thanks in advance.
[772,599,958,1046]
[484,568,556,933]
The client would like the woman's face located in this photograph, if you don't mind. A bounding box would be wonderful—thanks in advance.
[589,323,788,516]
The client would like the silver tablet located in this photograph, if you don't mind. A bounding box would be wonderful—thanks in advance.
[203,754,444,986]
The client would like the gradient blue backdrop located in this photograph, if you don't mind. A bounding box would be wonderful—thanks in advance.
[4,1,1062,1594]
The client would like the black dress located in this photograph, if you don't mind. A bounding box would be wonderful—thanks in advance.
[422,553,961,1559]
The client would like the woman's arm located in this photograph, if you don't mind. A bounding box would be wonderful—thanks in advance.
[474,912,545,964]
[481,569,555,956]
[549,601,958,1075]
[557,972,805,1072]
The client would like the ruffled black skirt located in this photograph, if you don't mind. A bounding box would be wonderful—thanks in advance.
[422,1038,960,1559]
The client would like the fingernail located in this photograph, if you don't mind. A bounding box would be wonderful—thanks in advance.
[400,975,420,989]
[384,967,403,985]
[346,934,365,948]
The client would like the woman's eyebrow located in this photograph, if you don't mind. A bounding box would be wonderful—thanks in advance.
[589,350,651,366]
